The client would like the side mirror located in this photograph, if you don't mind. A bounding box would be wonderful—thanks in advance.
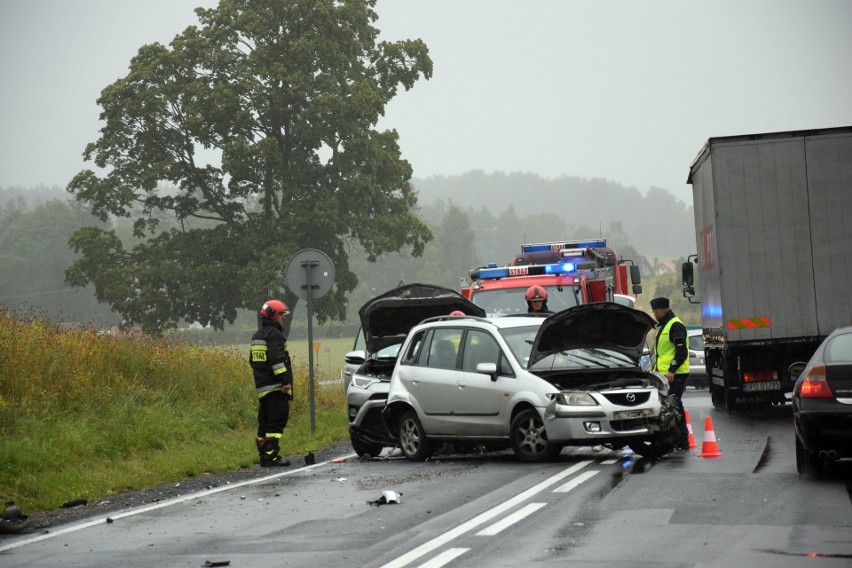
[629,265,642,295]
[476,362,499,381]
[344,350,366,366]
[681,261,694,287]
[629,264,641,285]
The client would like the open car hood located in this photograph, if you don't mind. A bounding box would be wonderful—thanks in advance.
[528,302,656,366]
[359,283,485,354]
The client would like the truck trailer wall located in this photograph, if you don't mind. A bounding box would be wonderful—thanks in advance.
[690,128,852,343]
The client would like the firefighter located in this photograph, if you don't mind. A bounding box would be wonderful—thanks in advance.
[650,296,691,450]
[249,300,293,467]
[525,285,551,313]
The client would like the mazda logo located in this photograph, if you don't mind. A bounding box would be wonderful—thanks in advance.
[626,393,636,402]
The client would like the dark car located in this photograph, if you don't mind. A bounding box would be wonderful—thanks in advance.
[790,326,852,477]
[346,283,484,457]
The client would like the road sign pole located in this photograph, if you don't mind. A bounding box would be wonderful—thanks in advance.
[285,248,335,439]
[302,259,318,436]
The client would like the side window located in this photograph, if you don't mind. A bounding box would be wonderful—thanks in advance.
[427,328,463,369]
[400,330,426,366]
[461,330,501,372]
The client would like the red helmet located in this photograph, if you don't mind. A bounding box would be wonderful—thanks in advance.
[525,285,547,301]
[449,310,465,316]
[260,300,289,319]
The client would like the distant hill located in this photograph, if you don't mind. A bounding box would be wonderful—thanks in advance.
[412,170,696,260]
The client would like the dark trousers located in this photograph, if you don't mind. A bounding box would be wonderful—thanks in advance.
[257,390,290,438]
[668,374,690,439]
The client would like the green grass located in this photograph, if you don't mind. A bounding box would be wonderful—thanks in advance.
[0,311,354,514]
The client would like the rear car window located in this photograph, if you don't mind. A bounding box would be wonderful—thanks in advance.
[826,332,852,363]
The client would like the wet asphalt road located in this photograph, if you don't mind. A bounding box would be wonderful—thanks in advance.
[1,390,850,567]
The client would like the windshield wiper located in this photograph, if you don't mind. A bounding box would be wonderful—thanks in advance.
[581,348,634,365]
[558,351,608,368]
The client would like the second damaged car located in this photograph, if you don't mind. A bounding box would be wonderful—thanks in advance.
[346,283,484,457]
[383,302,685,462]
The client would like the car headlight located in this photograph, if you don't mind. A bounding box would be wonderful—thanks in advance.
[549,392,599,406]
[351,375,379,389]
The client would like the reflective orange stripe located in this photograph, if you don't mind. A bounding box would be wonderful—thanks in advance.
[727,317,770,330]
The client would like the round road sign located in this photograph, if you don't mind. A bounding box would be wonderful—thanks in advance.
[285,249,336,300]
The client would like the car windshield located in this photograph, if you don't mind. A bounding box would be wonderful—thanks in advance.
[471,285,582,316]
[373,343,401,360]
[499,325,636,370]
[688,333,704,351]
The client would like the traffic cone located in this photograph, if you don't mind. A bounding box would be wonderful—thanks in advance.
[698,416,722,457]
[684,410,698,449]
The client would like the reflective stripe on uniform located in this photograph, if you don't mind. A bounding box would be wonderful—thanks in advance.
[272,361,288,376]
[257,383,283,398]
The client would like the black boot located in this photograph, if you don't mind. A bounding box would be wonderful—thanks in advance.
[259,437,291,467]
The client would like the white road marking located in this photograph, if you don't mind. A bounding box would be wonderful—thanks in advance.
[415,547,470,568]
[0,453,358,553]
[476,502,547,536]
[380,460,594,568]
[553,469,599,492]
[599,458,618,465]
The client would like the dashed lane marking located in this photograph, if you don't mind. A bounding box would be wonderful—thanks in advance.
[380,460,595,568]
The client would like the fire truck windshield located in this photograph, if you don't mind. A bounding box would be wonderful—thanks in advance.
[470,285,582,316]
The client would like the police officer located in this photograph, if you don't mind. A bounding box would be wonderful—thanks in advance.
[650,296,690,449]
[525,285,552,313]
[249,300,293,467]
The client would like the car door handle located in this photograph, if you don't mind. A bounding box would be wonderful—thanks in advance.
[457,380,467,389]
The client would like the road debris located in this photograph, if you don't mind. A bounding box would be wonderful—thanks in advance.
[367,491,403,507]
[0,502,31,534]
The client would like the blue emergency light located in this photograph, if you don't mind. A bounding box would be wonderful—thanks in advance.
[474,261,576,281]
[521,239,607,254]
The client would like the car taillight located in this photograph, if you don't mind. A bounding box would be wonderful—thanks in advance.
[799,365,833,398]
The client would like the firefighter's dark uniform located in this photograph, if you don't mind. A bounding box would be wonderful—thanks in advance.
[654,307,691,446]
[250,318,293,466]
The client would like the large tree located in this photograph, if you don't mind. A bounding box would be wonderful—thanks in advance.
[66,0,433,333]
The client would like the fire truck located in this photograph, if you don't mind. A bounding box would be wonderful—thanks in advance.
[461,239,643,315]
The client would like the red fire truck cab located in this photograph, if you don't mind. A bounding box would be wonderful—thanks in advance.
[461,239,642,316]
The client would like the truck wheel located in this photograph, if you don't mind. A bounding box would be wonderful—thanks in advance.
[350,436,383,458]
[509,409,561,462]
[710,386,726,410]
[397,410,433,461]
[795,434,822,478]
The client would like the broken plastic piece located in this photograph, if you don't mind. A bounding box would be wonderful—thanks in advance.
[367,490,403,507]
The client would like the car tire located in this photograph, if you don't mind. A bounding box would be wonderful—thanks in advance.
[397,410,433,461]
[795,434,822,478]
[350,436,383,458]
[509,408,561,462]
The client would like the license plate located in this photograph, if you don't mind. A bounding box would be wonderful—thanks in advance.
[742,381,780,392]
[614,409,651,420]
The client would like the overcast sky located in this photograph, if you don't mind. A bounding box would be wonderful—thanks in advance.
[2,0,850,205]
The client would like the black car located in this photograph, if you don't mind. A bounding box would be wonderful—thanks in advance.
[790,325,852,477]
